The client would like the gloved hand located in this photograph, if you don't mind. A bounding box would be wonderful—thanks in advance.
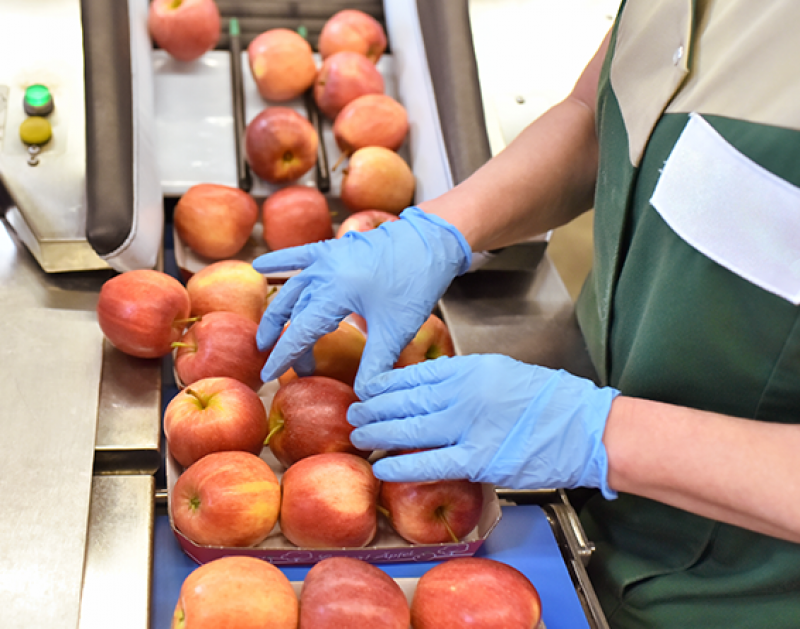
[252,207,472,394]
[348,354,620,499]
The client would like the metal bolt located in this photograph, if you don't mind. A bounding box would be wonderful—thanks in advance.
[27,144,40,167]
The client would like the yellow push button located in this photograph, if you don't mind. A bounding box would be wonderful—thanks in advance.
[19,116,52,145]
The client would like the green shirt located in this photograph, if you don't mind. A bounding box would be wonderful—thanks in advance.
[575,1,800,626]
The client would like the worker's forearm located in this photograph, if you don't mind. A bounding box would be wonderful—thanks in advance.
[418,97,598,252]
[604,396,800,543]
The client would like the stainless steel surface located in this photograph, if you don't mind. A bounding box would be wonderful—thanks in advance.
[440,243,598,381]
[0,216,162,628]
[0,219,103,628]
[94,339,162,475]
[0,0,108,272]
[79,475,154,629]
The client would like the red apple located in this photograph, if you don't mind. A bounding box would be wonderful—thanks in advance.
[164,376,269,468]
[171,450,281,547]
[247,28,317,102]
[411,557,542,629]
[394,313,455,368]
[173,311,270,391]
[148,0,221,63]
[261,185,334,251]
[333,94,409,164]
[174,183,259,260]
[336,209,399,238]
[379,478,484,545]
[314,51,384,120]
[299,557,410,629]
[318,9,387,64]
[97,269,191,359]
[171,556,298,629]
[341,146,415,214]
[266,376,368,468]
[186,259,273,324]
[279,452,380,548]
[277,319,366,387]
[245,107,319,184]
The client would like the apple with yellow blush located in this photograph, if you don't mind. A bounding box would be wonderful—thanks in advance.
[266,375,369,468]
[279,452,380,548]
[411,557,542,629]
[97,269,191,359]
[174,183,259,260]
[173,311,270,391]
[314,51,384,120]
[164,376,268,468]
[394,313,455,368]
[170,556,298,629]
[318,9,387,63]
[247,28,317,102]
[148,0,220,63]
[277,318,366,387]
[171,450,281,547]
[341,146,415,214]
[245,107,319,184]
[186,259,273,324]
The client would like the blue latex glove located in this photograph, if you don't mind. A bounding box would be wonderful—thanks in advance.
[348,354,621,499]
[252,207,472,394]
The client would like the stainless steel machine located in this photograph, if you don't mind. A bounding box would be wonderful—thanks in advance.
[0,0,162,273]
[0,1,614,628]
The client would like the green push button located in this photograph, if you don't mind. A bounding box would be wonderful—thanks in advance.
[23,84,54,116]
[20,116,52,145]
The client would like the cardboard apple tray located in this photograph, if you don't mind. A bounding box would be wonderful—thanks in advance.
[166,380,503,567]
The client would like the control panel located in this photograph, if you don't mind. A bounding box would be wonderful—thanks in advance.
[0,0,108,272]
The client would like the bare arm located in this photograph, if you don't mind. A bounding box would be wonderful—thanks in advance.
[605,396,800,543]
[418,31,611,252]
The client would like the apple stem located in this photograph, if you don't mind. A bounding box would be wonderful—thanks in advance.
[264,422,283,446]
[184,388,209,408]
[171,341,192,349]
[174,316,200,327]
[377,505,392,520]
[331,151,348,172]
[436,507,459,543]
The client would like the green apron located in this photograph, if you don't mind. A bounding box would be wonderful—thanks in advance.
[575,1,800,626]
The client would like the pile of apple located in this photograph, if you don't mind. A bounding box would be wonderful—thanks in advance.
[94,254,482,552]
[243,8,416,214]
[150,1,416,264]
[171,554,543,629]
[163,311,482,552]
[96,261,274,389]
